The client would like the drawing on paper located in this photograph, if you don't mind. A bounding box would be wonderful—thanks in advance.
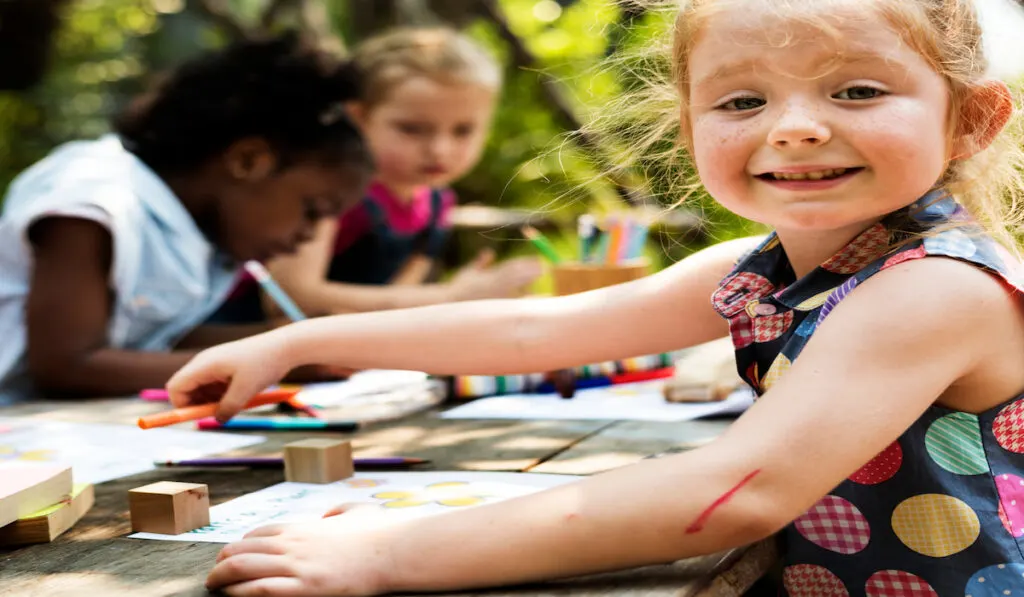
[0,445,55,462]
[373,481,490,508]
[0,417,263,484]
[130,472,581,543]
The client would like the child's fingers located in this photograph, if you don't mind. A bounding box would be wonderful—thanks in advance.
[214,379,266,422]
[222,577,305,597]
[206,554,296,590]
[166,355,229,407]
[242,523,289,539]
[472,248,495,268]
[216,537,288,562]
[322,501,377,518]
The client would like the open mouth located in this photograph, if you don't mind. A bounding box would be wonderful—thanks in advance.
[756,167,864,182]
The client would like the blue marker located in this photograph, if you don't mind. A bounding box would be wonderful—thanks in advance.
[243,260,306,322]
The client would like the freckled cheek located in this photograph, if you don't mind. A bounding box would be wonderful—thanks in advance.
[849,116,948,184]
[691,127,753,197]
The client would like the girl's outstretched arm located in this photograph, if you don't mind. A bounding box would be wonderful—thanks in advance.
[265,218,538,314]
[205,257,1022,596]
[168,236,762,417]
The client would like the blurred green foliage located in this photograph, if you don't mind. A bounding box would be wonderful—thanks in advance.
[0,0,758,272]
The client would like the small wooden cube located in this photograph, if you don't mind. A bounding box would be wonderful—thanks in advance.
[284,439,354,483]
[129,481,210,535]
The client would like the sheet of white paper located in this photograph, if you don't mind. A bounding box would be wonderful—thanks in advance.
[0,418,263,484]
[130,471,580,543]
[440,382,755,422]
[295,370,430,408]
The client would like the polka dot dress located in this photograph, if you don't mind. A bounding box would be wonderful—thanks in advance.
[711,191,1024,596]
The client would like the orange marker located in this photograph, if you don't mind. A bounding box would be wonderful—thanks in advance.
[137,389,299,429]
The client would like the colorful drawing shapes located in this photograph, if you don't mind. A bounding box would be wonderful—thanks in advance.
[964,563,1024,597]
[821,224,889,274]
[793,495,870,555]
[890,494,980,557]
[993,398,1024,454]
[753,311,794,343]
[817,278,858,325]
[794,287,837,312]
[0,445,54,462]
[342,478,383,488]
[995,473,1024,538]
[924,413,989,475]
[373,481,488,509]
[864,570,937,597]
[923,229,978,260]
[849,441,902,485]
[760,354,791,393]
[711,272,775,318]
[783,564,849,597]
[881,245,926,270]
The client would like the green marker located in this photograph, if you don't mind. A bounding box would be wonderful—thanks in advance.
[522,225,562,264]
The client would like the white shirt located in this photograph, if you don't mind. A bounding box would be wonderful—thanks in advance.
[0,135,238,403]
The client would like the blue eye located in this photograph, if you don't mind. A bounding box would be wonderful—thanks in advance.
[719,97,766,111]
[834,86,885,100]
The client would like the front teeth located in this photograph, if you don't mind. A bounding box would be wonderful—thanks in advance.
[771,168,847,181]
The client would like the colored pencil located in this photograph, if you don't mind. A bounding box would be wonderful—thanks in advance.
[278,396,322,419]
[605,217,623,265]
[243,260,307,322]
[195,417,358,432]
[578,215,596,263]
[533,367,675,394]
[139,389,169,401]
[521,225,562,264]
[137,389,298,430]
[155,457,428,469]
[593,231,611,264]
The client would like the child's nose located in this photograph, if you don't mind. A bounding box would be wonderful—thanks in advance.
[767,102,831,148]
[427,135,455,159]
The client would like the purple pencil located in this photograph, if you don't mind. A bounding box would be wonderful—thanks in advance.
[155,457,428,468]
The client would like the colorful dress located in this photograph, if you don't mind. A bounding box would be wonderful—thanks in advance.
[710,190,1024,596]
[328,181,453,285]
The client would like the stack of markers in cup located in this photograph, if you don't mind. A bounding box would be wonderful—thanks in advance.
[577,214,650,265]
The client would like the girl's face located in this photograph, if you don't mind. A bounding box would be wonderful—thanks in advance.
[214,149,370,263]
[686,3,952,239]
[352,77,496,194]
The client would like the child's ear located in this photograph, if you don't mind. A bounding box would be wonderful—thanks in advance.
[224,137,277,182]
[345,101,368,130]
[952,80,1014,160]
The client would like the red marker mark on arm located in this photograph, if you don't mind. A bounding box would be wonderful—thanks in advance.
[684,469,762,534]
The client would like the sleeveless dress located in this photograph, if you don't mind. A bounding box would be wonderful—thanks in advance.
[327,186,449,285]
[710,190,1024,596]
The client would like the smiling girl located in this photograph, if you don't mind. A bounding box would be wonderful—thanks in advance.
[170,1,1024,595]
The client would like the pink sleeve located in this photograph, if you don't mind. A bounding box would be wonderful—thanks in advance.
[332,202,371,255]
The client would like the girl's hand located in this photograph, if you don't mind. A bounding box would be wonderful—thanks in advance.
[166,333,295,421]
[207,504,397,597]
[448,250,542,301]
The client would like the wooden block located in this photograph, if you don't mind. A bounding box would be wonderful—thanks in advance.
[664,337,744,403]
[0,483,94,546]
[284,439,354,483]
[0,464,73,528]
[128,481,209,535]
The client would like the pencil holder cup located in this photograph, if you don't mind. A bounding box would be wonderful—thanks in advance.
[551,258,650,296]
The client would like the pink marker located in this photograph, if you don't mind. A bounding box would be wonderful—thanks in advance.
[139,389,170,401]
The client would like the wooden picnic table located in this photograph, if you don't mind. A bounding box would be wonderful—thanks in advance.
[0,391,776,597]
